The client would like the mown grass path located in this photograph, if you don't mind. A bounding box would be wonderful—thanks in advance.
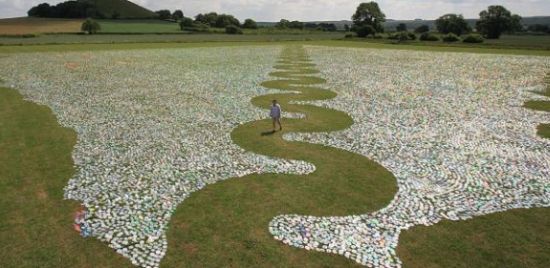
[524,74,550,138]
[162,46,397,267]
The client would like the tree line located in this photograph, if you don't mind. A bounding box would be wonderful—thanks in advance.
[28,1,105,18]
[29,0,547,37]
[352,2,527,39]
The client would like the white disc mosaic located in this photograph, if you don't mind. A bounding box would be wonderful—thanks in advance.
[270,46,550,267]
[0,46,315,268]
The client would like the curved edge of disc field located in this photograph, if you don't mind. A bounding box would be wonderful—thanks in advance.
[162,46,397,267]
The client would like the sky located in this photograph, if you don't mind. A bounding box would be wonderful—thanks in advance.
[1,0,549,21]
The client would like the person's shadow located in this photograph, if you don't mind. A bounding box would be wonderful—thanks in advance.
[261,130,276,136]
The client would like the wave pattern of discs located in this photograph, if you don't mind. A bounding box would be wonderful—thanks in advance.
[271,46,550,267]
[164,46,396,266]
[0,47,317,267]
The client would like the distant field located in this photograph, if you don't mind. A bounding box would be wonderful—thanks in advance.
[0,17,83,35]
[0,17,343,36]
[98,20,180,33]
[0,33,345,46]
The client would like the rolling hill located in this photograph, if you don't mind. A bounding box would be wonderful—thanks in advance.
[83,0,156,19]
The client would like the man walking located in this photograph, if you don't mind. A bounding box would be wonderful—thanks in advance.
[270,100,282,131]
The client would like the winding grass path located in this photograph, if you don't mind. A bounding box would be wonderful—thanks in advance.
[524,74,550,139]
[162,46,398,266]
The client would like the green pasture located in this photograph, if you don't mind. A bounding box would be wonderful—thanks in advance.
[524,75,550,138]
[0,33,344,46]
[98,20,181,33]
[1,39,550,57]
[1,32,550,53]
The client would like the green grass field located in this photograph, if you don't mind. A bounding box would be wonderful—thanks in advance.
[524,75,550,138]
[0,33,345,46]
[0,41,548,267]
[398,208,550,267]
[0,17,83,35]
[97,20,181,33]
[1,34,549,55]
[1,39,550,57]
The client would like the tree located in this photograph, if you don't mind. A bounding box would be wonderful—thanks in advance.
[276,19,290,29]
[179,17,194,30]
[476,6,521,39]
[396,23,407,32]
[155,10,171,20]
[215,14,240,28]
[356,25,376,37]
[242,19,258,29]
[344,24,350,32]
[28,1,99,18]
[318,23,337,31]
[509,14,523,33]
[352,2,386,33]
[81,19,101,34]
[435,14,471,35]
[414,24,430,33]
[28,3,53,17]
[225,25,243,34]
[172,10,184,21]
[111,10,120,19]
[195,12,219,27]
[305,23,318,29]
[288,21,304,29]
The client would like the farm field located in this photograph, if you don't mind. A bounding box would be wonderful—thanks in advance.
[97,20,181,33]
[0,42,548,268]
[0,17,344,36]
[0,17,83,35]
[0,32,345,46]
[1,34,550,56]
[1,40,550,58]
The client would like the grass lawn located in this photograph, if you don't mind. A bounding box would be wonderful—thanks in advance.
[97,20,181,33]
[398,208,550,268]
[0,87,133,267]
[0,33,344,46]
[2,39,550,57]
[524,75,550,139]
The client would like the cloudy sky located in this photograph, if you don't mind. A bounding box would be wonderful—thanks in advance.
[1,0,549,21]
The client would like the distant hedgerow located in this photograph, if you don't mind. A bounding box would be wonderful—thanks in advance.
[462,34,484,43]
[442,33,460,42]
[420,33,440,41]
[225,25,243,35]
